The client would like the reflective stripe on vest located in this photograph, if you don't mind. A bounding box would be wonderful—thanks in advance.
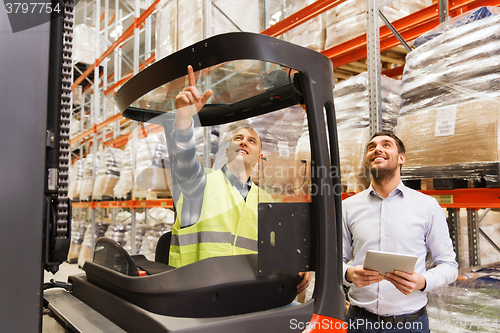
[168,169,272,267]
[170,232,258,252]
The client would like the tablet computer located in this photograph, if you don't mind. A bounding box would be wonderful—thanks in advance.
[363,250,418,276]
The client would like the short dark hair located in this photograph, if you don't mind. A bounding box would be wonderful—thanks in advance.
[369,131,405,154]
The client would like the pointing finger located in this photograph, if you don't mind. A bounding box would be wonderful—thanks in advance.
[187,65,196,87]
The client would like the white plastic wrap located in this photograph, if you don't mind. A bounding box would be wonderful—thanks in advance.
[92,147,124,200]
[79,152,100,201]
[158,0,261,58]
[77,222,108,267]
[333,73,401,192]
[134,131,171,199]
[137,208,175,261]
[427,262,500,333]
[397,8,500,178]
[283,0,325,52]
[114,145,134,200]
[155,0,177,61]
[324,0,428,49]
[72,24,107,65]
[68,159,83,200]
[67,219,87,262]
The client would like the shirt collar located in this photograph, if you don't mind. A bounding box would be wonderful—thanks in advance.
[221,165,252,188]
[368,181,406,199]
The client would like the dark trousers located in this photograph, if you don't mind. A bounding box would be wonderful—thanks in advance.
[346,306,430,333]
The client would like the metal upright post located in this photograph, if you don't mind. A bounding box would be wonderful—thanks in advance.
[467,208,480,267]
[447,208,462,268]
[90,0,101,258]
[263,0,270,30]
[130,0,140,254]
[366,0,382,135]
[439,0,449,23]
[203,0,212,168]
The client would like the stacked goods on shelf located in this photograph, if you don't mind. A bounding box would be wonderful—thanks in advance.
[294,118,311,196]
[138,208,175,261]
[324,0,429,49]
[427,262,500,333]
[92,147,124,201]
[134,131,171,200]
[78,222,109,267]
[156,0,261,61]
[68,159,83,201]
[191,126,219,167]
[67,219,88,263]
[103,211,131,250]
[72,24,107,65]
[214,106,305,196]
[333,73,400,192]
[283,0,325,52]
[155,0,177,61]
[396,7,500,183]
[79,152,100,201]
[114,145,133,200]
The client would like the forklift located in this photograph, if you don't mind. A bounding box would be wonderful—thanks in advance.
[1,5,346,330]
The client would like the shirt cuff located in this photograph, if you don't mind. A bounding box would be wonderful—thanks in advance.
[420,271,435,292]
[174,119,194,142]
[343,262,353,287]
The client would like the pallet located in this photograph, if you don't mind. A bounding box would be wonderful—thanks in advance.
[134,190,172,201]
[401,162,500,190]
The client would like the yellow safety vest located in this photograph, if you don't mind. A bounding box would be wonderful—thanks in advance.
[169,169,272,268]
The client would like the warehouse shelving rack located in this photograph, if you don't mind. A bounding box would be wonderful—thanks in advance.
[70,0,500,264]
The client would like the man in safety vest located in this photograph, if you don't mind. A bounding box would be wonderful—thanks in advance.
[167,65,310,294]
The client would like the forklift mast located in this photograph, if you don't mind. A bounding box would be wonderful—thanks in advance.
[0,1,74,331]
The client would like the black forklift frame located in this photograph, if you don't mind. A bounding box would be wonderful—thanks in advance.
[58,32,345,332]
[117,31,344,327]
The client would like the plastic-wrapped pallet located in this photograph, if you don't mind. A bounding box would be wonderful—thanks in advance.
[79,152,100,201]
[155,0,177,62]
[324,0,428,49]
[72,24,107,65]
[283,0,325,52]
[78,222,109,267]
[334,73,401,192]
[214,106,305,197]
[68,159,83,201]
[169,0,260,54]
[92,147,123,201]
[138,208,175,261]
[396,7,500,181]
[134,131,171,200]
[67,219,88,263]
[426,262,500,333]
[114,145,133,200]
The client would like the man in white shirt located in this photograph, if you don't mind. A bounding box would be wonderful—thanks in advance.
[342,132,458,332]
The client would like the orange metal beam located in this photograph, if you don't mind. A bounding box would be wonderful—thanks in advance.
[261,0,347,37]
[421,188,500,209]
[71,0,161,91]
[104,54,156,96]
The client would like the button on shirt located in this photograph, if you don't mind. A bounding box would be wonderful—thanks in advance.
[342,182,458,316]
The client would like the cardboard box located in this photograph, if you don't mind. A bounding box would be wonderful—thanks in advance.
[397,99,500,168]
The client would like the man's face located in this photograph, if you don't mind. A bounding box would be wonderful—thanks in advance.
[366,135,405,178]
[226,128,262,167]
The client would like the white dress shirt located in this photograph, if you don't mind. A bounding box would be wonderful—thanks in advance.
[342,181,458,316]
